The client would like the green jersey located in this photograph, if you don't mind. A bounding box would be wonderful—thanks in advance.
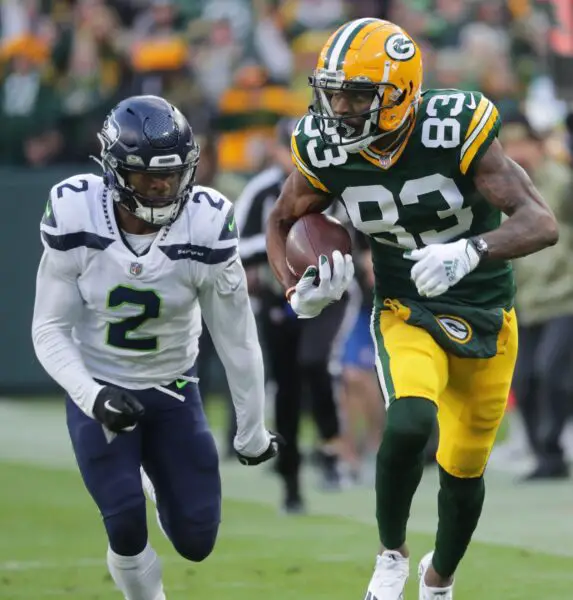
[291,89,515,310]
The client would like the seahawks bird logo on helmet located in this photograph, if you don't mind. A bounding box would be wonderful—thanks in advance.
[97,95,200,227]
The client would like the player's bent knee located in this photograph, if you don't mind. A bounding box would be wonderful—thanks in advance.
[170,523,219,562]
[104,504,148,556]
[379,396,437,460]
[437,422,500,478]
[437,444,492,478]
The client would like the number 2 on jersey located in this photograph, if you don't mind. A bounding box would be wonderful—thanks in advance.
[56,179,89,198]
[106,286,161,351]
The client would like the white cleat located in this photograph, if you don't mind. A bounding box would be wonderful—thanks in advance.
[140,467,169,540]
[418,552,454,600]
[364,550,409,600]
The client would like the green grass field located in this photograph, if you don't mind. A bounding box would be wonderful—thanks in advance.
[0,398,571,599]
[1,462,572,600]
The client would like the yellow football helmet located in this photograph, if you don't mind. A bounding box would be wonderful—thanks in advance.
[309,18,423,154]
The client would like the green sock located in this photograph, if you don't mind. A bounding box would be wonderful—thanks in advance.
[376,397,437,549]
[432,467,485,578]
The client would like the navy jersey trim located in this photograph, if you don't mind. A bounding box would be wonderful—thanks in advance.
[42,230,114,251]
[159,243,237,264]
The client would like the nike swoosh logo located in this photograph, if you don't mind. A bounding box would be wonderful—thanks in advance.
[104,400,122,413]
[175,380,189,390]
[466,93,476,110]
[228,217,236,232]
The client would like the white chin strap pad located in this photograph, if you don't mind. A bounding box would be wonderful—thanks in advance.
[134,198,180,226]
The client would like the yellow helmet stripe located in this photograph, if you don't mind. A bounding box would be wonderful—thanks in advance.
[327,18,378,71]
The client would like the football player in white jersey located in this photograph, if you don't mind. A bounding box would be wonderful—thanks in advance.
[31,95,282,600]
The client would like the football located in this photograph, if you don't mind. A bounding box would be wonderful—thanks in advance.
[285,213,352,279]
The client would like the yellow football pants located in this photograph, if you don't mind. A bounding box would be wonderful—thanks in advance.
[371,308,518,478]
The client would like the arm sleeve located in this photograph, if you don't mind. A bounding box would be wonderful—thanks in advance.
[198,257,269,456]
[31,250,104,417]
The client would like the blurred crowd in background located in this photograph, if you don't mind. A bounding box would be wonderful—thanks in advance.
[2,0,573,508]
[3,0,572,188]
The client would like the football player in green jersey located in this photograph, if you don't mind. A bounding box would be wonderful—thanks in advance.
[266,17,558,600]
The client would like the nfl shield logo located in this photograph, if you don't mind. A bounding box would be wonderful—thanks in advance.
[379,155,391,169]
[129,262,143,277]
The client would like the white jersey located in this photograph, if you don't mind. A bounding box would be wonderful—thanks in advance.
[32,173,269,456]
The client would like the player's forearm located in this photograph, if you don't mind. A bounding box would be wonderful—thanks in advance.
[199,264,269,455]
[478,204,558,261]
[32,254,103,416]
[266,209,297,291]
[32,324,103,415]
[220,335,268,455]
[473,145,559,260]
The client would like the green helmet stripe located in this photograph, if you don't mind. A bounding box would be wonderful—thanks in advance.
[326,18,378,71]
[323,24,348,69]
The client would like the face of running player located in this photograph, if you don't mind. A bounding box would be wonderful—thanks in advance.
[327,89,375,131]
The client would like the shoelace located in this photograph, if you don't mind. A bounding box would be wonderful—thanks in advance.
[153,374,199,401]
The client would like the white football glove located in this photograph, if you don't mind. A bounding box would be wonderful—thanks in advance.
[288,250,354,318]
[405,239,481,298]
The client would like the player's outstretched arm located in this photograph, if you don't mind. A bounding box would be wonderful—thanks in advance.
[473,139,559,259]
[266,169,333,291]
[31,252,105,415]
[198,258,281,465]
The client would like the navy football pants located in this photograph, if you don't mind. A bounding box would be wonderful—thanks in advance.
[66,374,221,560]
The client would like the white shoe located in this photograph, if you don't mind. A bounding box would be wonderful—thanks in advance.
[140,467,168,539]
[418,552,454,599]
[364,550,409,600]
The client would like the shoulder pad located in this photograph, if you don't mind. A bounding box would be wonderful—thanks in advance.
[41,174,112,252]
[165,186,238,266]
[457,91,500,174]
[421,90,500,174]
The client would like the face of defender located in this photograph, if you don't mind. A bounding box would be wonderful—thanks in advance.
[126,170,183,206]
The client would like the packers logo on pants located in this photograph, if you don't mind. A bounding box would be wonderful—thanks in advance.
[435,315,472,344]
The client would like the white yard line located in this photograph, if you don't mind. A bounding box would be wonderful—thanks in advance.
[0,558,105,571]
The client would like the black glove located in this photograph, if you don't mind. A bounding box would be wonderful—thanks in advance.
[236,431,285,466]
[93,386,145,434]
